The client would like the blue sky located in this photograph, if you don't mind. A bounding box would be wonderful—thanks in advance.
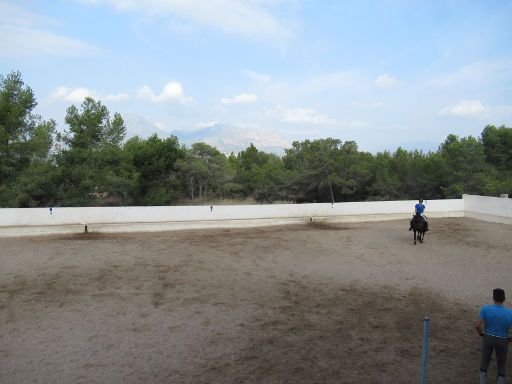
[1,0,511,153]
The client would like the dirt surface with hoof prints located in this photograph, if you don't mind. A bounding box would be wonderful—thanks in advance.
[1,217,511,383]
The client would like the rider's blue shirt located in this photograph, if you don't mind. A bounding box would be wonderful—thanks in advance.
[480,304,512,337]
[415,203,425,215]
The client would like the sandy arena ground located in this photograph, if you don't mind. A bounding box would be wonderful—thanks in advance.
[1,217,512,383]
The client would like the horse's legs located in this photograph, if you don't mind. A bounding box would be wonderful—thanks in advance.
[413,230,417,245]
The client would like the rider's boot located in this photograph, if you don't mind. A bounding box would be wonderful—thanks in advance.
[479,370,487,384]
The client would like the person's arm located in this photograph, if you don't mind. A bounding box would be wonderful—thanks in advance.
[475,319,484,336]
[476,306,486,336]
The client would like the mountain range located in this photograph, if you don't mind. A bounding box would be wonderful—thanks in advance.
[124,115,441,155]
[124,115,287,154]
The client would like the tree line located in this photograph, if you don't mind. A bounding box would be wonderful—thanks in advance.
[1,71,511,207]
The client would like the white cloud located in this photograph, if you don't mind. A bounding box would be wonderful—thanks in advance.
[49,86,129,103]
[0,3,103,58]
[50,87,93,103]
[276,107,337,125]
[438,101,512,121]
[221,93,258,105]
[248,70,366,105]
[0,25,103,58]
[196,121,219,129]
[439,100,488,117]
[50,82,193,105]
[0,2,57,28]
[227,69,369,108]
[374,74,400,88]
[241,69,272,82]
[80,0,292,42]
[429,60,512,88]
[154,122,172,132]
[136,82,193,104]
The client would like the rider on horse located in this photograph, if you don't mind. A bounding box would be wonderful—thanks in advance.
[409,198,428,231]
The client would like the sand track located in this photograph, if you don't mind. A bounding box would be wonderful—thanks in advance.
[1,218,511,383]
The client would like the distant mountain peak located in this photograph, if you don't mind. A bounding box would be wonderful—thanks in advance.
[171,123,288,154]
[123,114,172,140]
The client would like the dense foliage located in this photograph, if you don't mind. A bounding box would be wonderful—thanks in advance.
[1,72,511,207]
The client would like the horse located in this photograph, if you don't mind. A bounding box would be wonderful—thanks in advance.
[411,214,428,245]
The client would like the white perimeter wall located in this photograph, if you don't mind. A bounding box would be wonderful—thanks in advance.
[463,194,512,225]
[0,199,464,237]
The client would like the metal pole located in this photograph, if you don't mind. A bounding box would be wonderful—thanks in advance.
[420,317,430,384]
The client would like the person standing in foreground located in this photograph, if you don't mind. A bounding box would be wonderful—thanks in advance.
[476,288,512,384]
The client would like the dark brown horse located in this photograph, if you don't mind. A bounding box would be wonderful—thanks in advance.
[411,214,427,245]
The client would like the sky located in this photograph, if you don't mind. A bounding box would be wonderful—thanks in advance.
[1,0,511,153]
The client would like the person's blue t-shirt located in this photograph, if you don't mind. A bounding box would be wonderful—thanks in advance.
[480,304,512,337]
[415,203,425,215]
